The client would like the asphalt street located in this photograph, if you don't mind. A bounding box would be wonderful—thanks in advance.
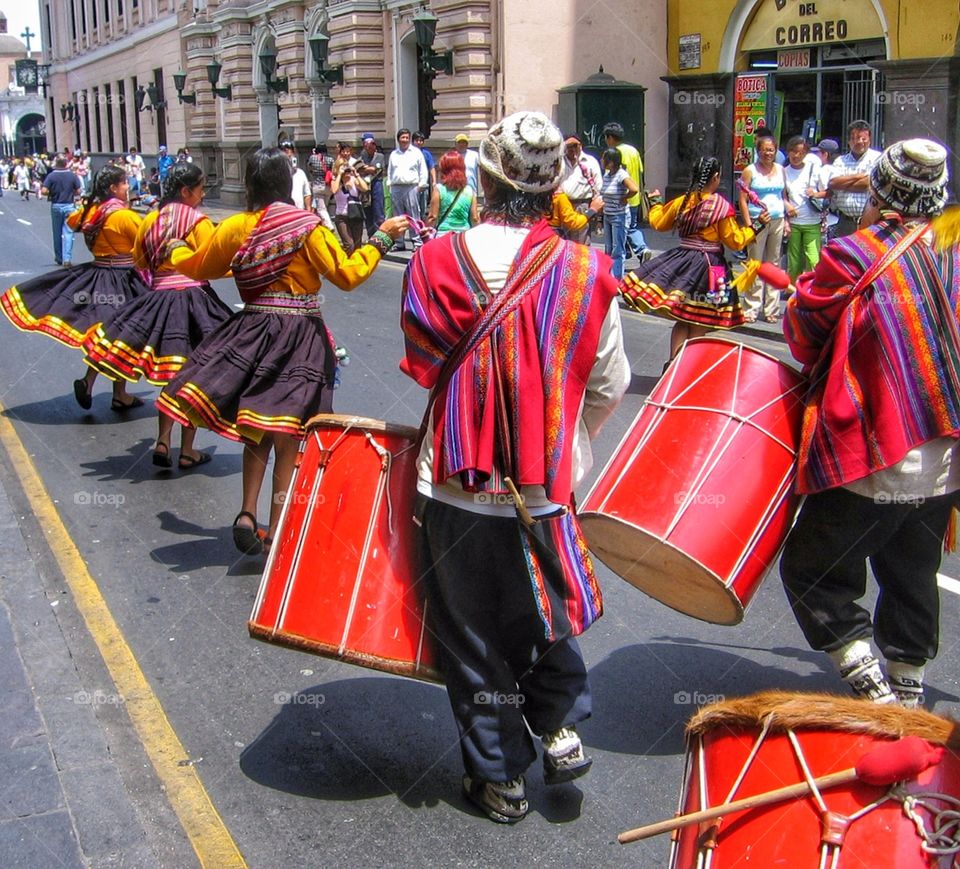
[1,193,959,868]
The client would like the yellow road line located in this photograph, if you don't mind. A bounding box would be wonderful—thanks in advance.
[0,404,246,868]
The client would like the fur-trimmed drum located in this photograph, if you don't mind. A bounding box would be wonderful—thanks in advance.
[248,414,440,681]
[579,337,806,625]
[669,691,960,868]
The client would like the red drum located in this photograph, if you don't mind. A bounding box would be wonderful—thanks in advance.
[670,692,960,868]
[580,337,806,624]
[248,414,440,682]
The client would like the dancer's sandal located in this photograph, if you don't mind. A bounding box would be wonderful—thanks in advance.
[178,452,212,470]
[232,511,267,555]
[152,442,173,468]
[111,395,144,412]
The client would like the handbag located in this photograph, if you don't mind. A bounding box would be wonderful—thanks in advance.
[806,163,827,213]
[638,189,653,225]
[418,234,602,640]
[346,197,364,221]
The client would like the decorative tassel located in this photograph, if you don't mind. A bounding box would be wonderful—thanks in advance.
[930,206,960,251]
[728,259,763,293]
[945,506,959,553]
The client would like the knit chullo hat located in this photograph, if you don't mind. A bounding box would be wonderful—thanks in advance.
[870,139,949,218]
[478,111,564,194]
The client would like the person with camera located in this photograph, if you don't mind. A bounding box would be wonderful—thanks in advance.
[331,162,369,253]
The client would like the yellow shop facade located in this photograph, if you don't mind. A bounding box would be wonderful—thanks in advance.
[663,0,960,199]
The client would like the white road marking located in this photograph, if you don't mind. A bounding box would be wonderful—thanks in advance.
[16,219,31,226]
[937,574,960,595]
[0,271,27,277]
[233,303,244,309]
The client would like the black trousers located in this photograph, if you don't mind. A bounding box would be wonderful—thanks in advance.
[780,487,956,666]
[416,495,591,782]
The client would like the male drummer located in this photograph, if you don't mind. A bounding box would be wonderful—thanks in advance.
[401,111,630,823]
[780,139,960,709]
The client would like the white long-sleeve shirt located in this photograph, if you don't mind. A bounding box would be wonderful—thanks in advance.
[416,223,631,516]
[388,146,428,189]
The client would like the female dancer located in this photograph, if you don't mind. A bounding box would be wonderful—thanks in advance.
[620,156,770,363]
[1,165,148,409]
[83,163,234,469]
[158,147,409,554]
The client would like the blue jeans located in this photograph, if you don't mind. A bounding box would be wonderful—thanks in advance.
[604,211,628,280]
[51,203,76,264]
[626,205,647,255]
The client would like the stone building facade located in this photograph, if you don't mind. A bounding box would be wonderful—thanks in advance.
[42,0,669,204]
[0,12,45,157]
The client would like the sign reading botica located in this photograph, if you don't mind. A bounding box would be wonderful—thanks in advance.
[740,0,884,52]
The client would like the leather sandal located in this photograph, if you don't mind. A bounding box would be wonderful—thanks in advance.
[178,452,212,470]
[152,442,173,468]
[232,511,265,555]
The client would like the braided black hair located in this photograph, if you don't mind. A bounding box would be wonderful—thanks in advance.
[78,164,127,225]
[160,162,204,207]
[677,156,721,225]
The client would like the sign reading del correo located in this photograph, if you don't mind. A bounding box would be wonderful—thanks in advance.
[740,0,884,52]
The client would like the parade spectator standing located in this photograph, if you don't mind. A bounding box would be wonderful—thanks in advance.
[126,147,146,197]
[41,156,81,267]
[427,151,479,233]
[559,134,603,244]
[809,138,840,239]
[454,133,480,193]
[738,129,795,322]
[307,145,335,231]
[157,145,175,184]
[781,139,960,709]
[176,148,193,164]
[413,131,436,221]
[281,141,313,212]
[13,160,31,200]
[357,134,386,239]
[331,162,369,253]
[388,128,428,251]
[783,136,823,280]
[828,120,882,238]
[603,122,648,259]
[599,148,639,280]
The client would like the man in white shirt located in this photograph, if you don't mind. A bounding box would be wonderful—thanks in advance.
[387,128,428,250]
[455,133,480,193]
[828,120,882,238]
[125,147,146,198]
[559,134,602,244]
[281,141,313,212]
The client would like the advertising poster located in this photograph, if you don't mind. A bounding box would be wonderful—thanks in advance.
[733,74,769,173]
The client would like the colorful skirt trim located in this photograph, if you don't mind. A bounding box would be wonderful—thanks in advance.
[83,284,233,385]
[1,262,150,348]
[620,246,745,330]
[157,305,336,445]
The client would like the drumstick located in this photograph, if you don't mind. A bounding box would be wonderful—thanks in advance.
[619,735,942,845]
[757,262,797,296]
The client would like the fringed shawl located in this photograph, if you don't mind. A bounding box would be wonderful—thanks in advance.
[676,193,735,238]
[141,202,206,273]
[230,203,320,303]
[81,198,127,251]
[785,217,960,493]
[401,219,618,503]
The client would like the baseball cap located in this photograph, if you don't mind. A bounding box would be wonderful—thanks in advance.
[454,133,469,143]
[159,145,167,152]
[361,132,376,142]
[279,140,295,150]
[812,138,839,154]
[564,133,582,145]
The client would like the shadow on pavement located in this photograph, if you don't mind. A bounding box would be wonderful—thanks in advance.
[239,675,588,824]
[150,509,265,576]
[2,391,154,425]
[585,640,835,757]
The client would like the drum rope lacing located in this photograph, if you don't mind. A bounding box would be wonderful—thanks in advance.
[695,712,960,869]
[899,790,960,859]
